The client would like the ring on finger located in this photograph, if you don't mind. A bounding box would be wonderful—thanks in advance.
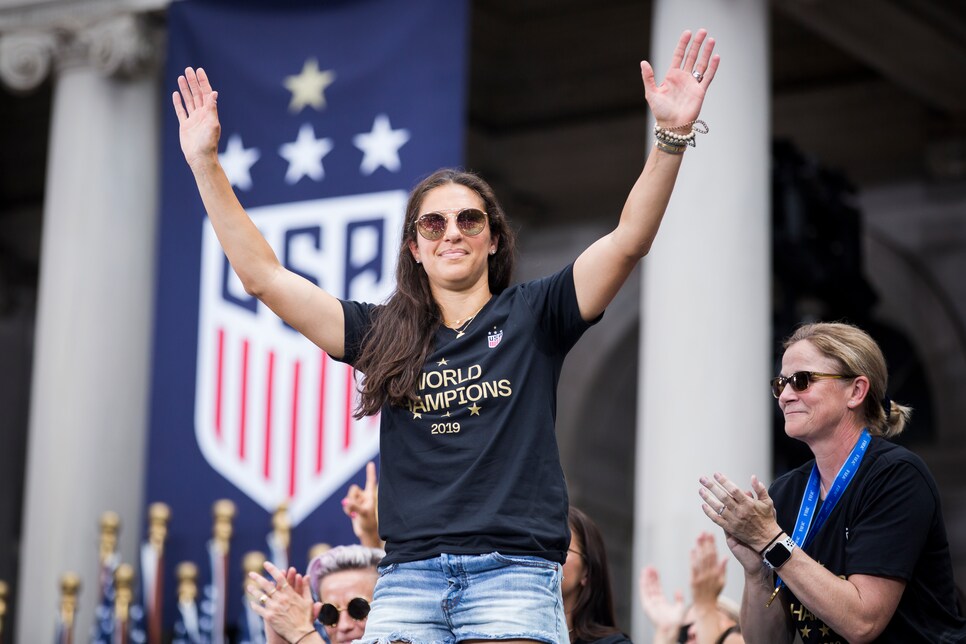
[692,69,704,82]
[716,503,726,516]
[258,594,269,606]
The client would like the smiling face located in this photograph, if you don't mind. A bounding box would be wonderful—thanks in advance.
[318,568,377,644]
[408,183,498,295]
[778,340,861,443]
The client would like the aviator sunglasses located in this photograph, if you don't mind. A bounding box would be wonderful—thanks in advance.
[414,208,488,241]
[771,371,856,398]
[319,596,370,626]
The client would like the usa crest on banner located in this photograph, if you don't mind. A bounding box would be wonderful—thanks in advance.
[149,0,467,627]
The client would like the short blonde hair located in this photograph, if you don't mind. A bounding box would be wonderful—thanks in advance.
[785,322,912,438]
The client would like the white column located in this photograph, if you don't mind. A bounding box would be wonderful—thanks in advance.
[633,1,770,641]
[9,13,161,644]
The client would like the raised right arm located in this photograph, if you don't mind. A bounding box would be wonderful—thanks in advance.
[172,67,346,358]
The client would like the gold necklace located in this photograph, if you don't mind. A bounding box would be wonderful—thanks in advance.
[444,301,488,338]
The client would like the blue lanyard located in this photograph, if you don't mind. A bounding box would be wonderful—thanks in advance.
[774,428,871,593]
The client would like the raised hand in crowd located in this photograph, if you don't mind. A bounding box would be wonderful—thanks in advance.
[342,461,382,549]
[248,561,321,644]
[688,533,742,644]
[639,565,686,644]
[640,533,742,644]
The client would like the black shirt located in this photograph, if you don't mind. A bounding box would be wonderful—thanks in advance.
[770,437,966,642]
[338,264,596,565]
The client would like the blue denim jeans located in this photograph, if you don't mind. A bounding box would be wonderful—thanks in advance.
[357,552,568,644]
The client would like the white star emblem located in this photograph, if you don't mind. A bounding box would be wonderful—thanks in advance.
[219,134,260,191]
[278,123,334,184]
[353,113,410,175]
[284,59,335,113]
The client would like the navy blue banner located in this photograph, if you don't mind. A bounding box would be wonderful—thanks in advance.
[148,0,467,632]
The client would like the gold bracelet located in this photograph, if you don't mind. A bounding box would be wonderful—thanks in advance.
[655,139,686,155]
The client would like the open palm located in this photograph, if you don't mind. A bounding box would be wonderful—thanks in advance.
[641,29,719,127]
[172,67,222,168]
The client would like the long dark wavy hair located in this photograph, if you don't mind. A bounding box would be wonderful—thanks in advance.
[352,168,517,418]
[569,506,625,641]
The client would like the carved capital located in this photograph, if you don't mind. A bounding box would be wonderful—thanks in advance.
[77,12,160,79]
[0,30,56,92]
[0,8,163,92]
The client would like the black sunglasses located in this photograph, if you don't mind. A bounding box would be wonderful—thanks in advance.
[319,597,370,626]
[771,371,856,398]
[414,208,488,241]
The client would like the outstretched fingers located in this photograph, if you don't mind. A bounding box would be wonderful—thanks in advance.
[364,460,377,493]
[171,91,188,124]
[184,67,205,110]
[682,28,708,74]
[668,29,692,69]
[639,60,657,95]
[196,67,214,96]
[177,73,196,113]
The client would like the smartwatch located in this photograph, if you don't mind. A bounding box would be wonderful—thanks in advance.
[762,535,796,570]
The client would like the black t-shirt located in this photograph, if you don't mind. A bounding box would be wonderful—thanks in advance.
[770,436,966,643]
[338,264,596,565]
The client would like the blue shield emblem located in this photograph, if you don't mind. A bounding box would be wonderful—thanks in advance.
[195,191,404,524]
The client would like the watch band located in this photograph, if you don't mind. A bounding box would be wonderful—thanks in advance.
[762,535,795,570]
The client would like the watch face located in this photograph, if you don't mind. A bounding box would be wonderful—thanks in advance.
[764,538,794,569]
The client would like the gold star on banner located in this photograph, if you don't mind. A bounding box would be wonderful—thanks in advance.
[799,626,811,639]
[819,625,830,637]
[444,411,451,417]
[284,59,335,113]
[412,411,422,419]
[468,404,481,416]
[437,358,448,366]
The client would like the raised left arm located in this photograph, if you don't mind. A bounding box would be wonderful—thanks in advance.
[574,28,719,320]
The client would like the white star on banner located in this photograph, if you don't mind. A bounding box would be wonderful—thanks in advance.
[353,113,410,175]
[284,59,336,113]
[278,123,334,184]
[219,134,260,190]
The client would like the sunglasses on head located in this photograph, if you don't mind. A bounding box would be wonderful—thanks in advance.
[771,371,856,398]
[414,208,488,241]
[319,597,370,626]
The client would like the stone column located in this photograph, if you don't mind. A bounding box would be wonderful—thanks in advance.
[1,10,163,643]
[633,1,770,640]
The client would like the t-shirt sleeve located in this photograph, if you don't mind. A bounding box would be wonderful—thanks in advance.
[844,454,938,580]
[332,300,377,366]
[519,262,601,352]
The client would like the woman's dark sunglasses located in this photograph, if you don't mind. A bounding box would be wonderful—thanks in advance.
[319,597,370,626]
[414,208,488,241]
[771,371,856,398]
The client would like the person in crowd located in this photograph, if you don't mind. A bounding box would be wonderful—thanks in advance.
[564,506,632,644]
[173,27,718,642]
[342,461,383,550]
[699,321,966,642]
[249,544,384,644]
[639,532,742,644]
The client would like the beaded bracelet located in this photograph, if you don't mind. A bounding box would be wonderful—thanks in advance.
[653,119,709,153]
